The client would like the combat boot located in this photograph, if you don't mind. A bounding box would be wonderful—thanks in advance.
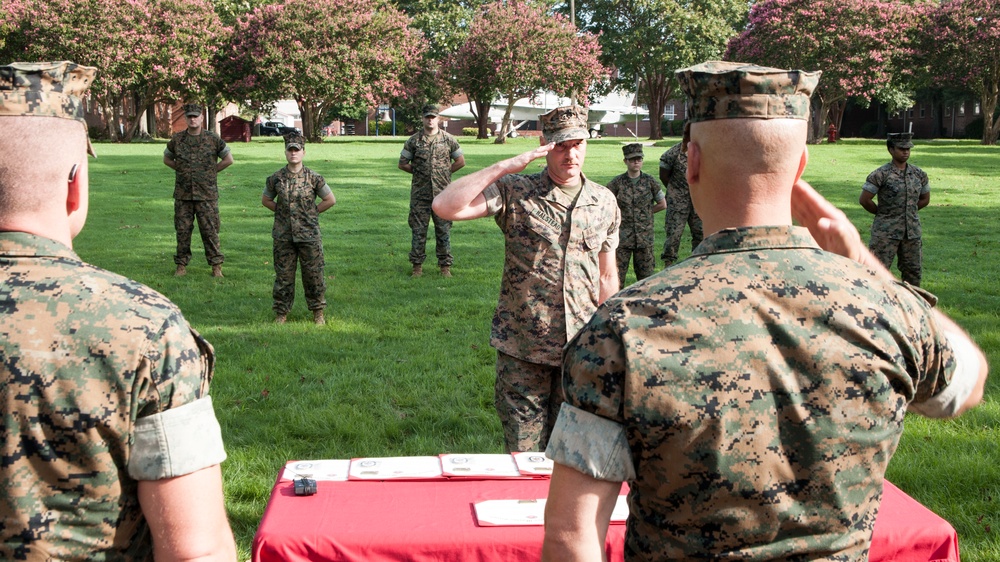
[313,310,326,325]
[174,264,186,277]
[411,264,423,277]
[440,266,452,278]
[275,314,287,324]
[211,264,224,277]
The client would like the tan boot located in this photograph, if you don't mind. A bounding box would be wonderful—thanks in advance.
[275,314,287,324]
[313,310,326,325]
[174,264,186,277]
[411,264,423,277]
[440,266,452,278]
[211,264,224,277]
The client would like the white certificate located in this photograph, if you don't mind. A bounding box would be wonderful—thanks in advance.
[474,496,629,526]
[348,456,444,480]
[440,454,522,478]
[511,452,554,476]
[281,459,350,482]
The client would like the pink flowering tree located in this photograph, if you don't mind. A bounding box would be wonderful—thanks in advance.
[446,0,607,142]
[1,0,226,141]
[580,0,746,140]
[726,0,919,142]
[925,0,1000,144]
[219,0,427,141]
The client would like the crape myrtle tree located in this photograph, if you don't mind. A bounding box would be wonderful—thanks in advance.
[218,0,427,141]
[573,0,746,140]
[0,0,225,142]
[446,0,607,142]
[925,0,1000,144]
[393,0,489,134]
[727,0,919,142]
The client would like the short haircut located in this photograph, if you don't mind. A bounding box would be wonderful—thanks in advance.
[0,116,86,221]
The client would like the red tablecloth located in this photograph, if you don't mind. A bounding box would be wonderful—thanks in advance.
[252,474,959,562]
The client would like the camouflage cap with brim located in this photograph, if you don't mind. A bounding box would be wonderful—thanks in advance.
[887,132,914,149]
[422,104,441,117]
[284,132,305,150]
[540,105,589,145]
[0,61,98,156]
[675,61,820,123]
[622,143,644,159]
[183,103,202,117]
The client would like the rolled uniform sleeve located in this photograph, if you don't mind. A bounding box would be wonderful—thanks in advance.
[546,404,635,482]
[129,397,226,480]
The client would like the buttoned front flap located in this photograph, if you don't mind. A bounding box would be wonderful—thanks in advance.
[523,207,563,247]
[581,227,604,251]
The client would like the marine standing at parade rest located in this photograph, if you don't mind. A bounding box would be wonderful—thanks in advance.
[398,104,465,277]
[860,132,930,286]
[658,127,703,267]
[542,61,987,561]
[0,61,236,560]
[163,103,233,277]
[263,133,337,325]
[433,105,621,453]
[606,143,666,288]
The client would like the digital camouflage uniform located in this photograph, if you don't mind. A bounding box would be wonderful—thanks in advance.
[264,165,333,315]
[863,161,929,286]
[165,129,231,266]
[606,171,663,287]
[483,169,620,452]
[658,142,703,266]
[549,226,957,561]
[400,129,463,267]
[0,232,226,560]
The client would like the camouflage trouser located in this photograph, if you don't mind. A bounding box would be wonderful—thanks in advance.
[616,244,657,288]
[273,238,326,314]
[494,351,563,453]
[408,198,452,267]
[174,199,223,266]
[661,195,703,266]
[870,234,922,286]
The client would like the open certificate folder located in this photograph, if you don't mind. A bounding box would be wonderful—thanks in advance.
[474,495,629,526]
[348,456,444,480]
[440,454,522,478]
[281,459,350,482]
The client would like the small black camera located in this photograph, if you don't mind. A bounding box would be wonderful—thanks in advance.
[293,478,317,496]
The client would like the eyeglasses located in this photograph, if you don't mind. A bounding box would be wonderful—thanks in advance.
[627,157,643,162]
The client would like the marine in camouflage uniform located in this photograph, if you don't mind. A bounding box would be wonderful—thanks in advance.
[433,105,621,452]
[860,133,930,286]
[263,134,336,325]
[658,137,703,267]
[606,143,665,288]
[0,61,233,560]
[164,103,233,276]
[542,61,986,562]
[398,104,465,276]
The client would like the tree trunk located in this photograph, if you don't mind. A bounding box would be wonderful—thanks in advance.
[473,98,491,139]
[980,88,999,145]
[494,94,517,145]
[645,73,669,141]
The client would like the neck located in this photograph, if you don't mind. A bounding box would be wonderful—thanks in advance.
[423,126,438,135]
[548,169,581,188]
[286,162,304,173]
[187,125,203,135]
[627,169,641,179]
[0,216,73,248]
[892,160,907,170]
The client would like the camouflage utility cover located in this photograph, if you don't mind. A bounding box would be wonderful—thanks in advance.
[676,61,820,122]
[284,132,305,150]
[264,165,332,242]
[0,61,98,156]
[539,105,589,144]
[555,225,956,560]
[622,143,643,159]
[165,129,230,200]
[605,172,662,250]
[863,162,929,240]
[0,232,219,559]
[182,103,201,117]
[887,132,914,149]
[482,170,620,366]
[400,129,462,200]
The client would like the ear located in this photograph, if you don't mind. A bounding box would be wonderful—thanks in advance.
[794,146,809,182]
[686,140,701,185]
[539,136,546,147]
[66,163,82,213]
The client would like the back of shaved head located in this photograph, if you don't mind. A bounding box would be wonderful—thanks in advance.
[0,116,86,223]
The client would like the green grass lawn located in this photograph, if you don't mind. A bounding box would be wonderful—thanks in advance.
[76,135,999,560]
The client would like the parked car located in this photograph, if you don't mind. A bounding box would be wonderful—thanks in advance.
[259,121,300,136]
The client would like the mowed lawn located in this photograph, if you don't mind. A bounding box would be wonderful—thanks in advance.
[75,135,999,560]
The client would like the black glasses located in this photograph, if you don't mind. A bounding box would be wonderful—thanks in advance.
[627,157,643,162]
